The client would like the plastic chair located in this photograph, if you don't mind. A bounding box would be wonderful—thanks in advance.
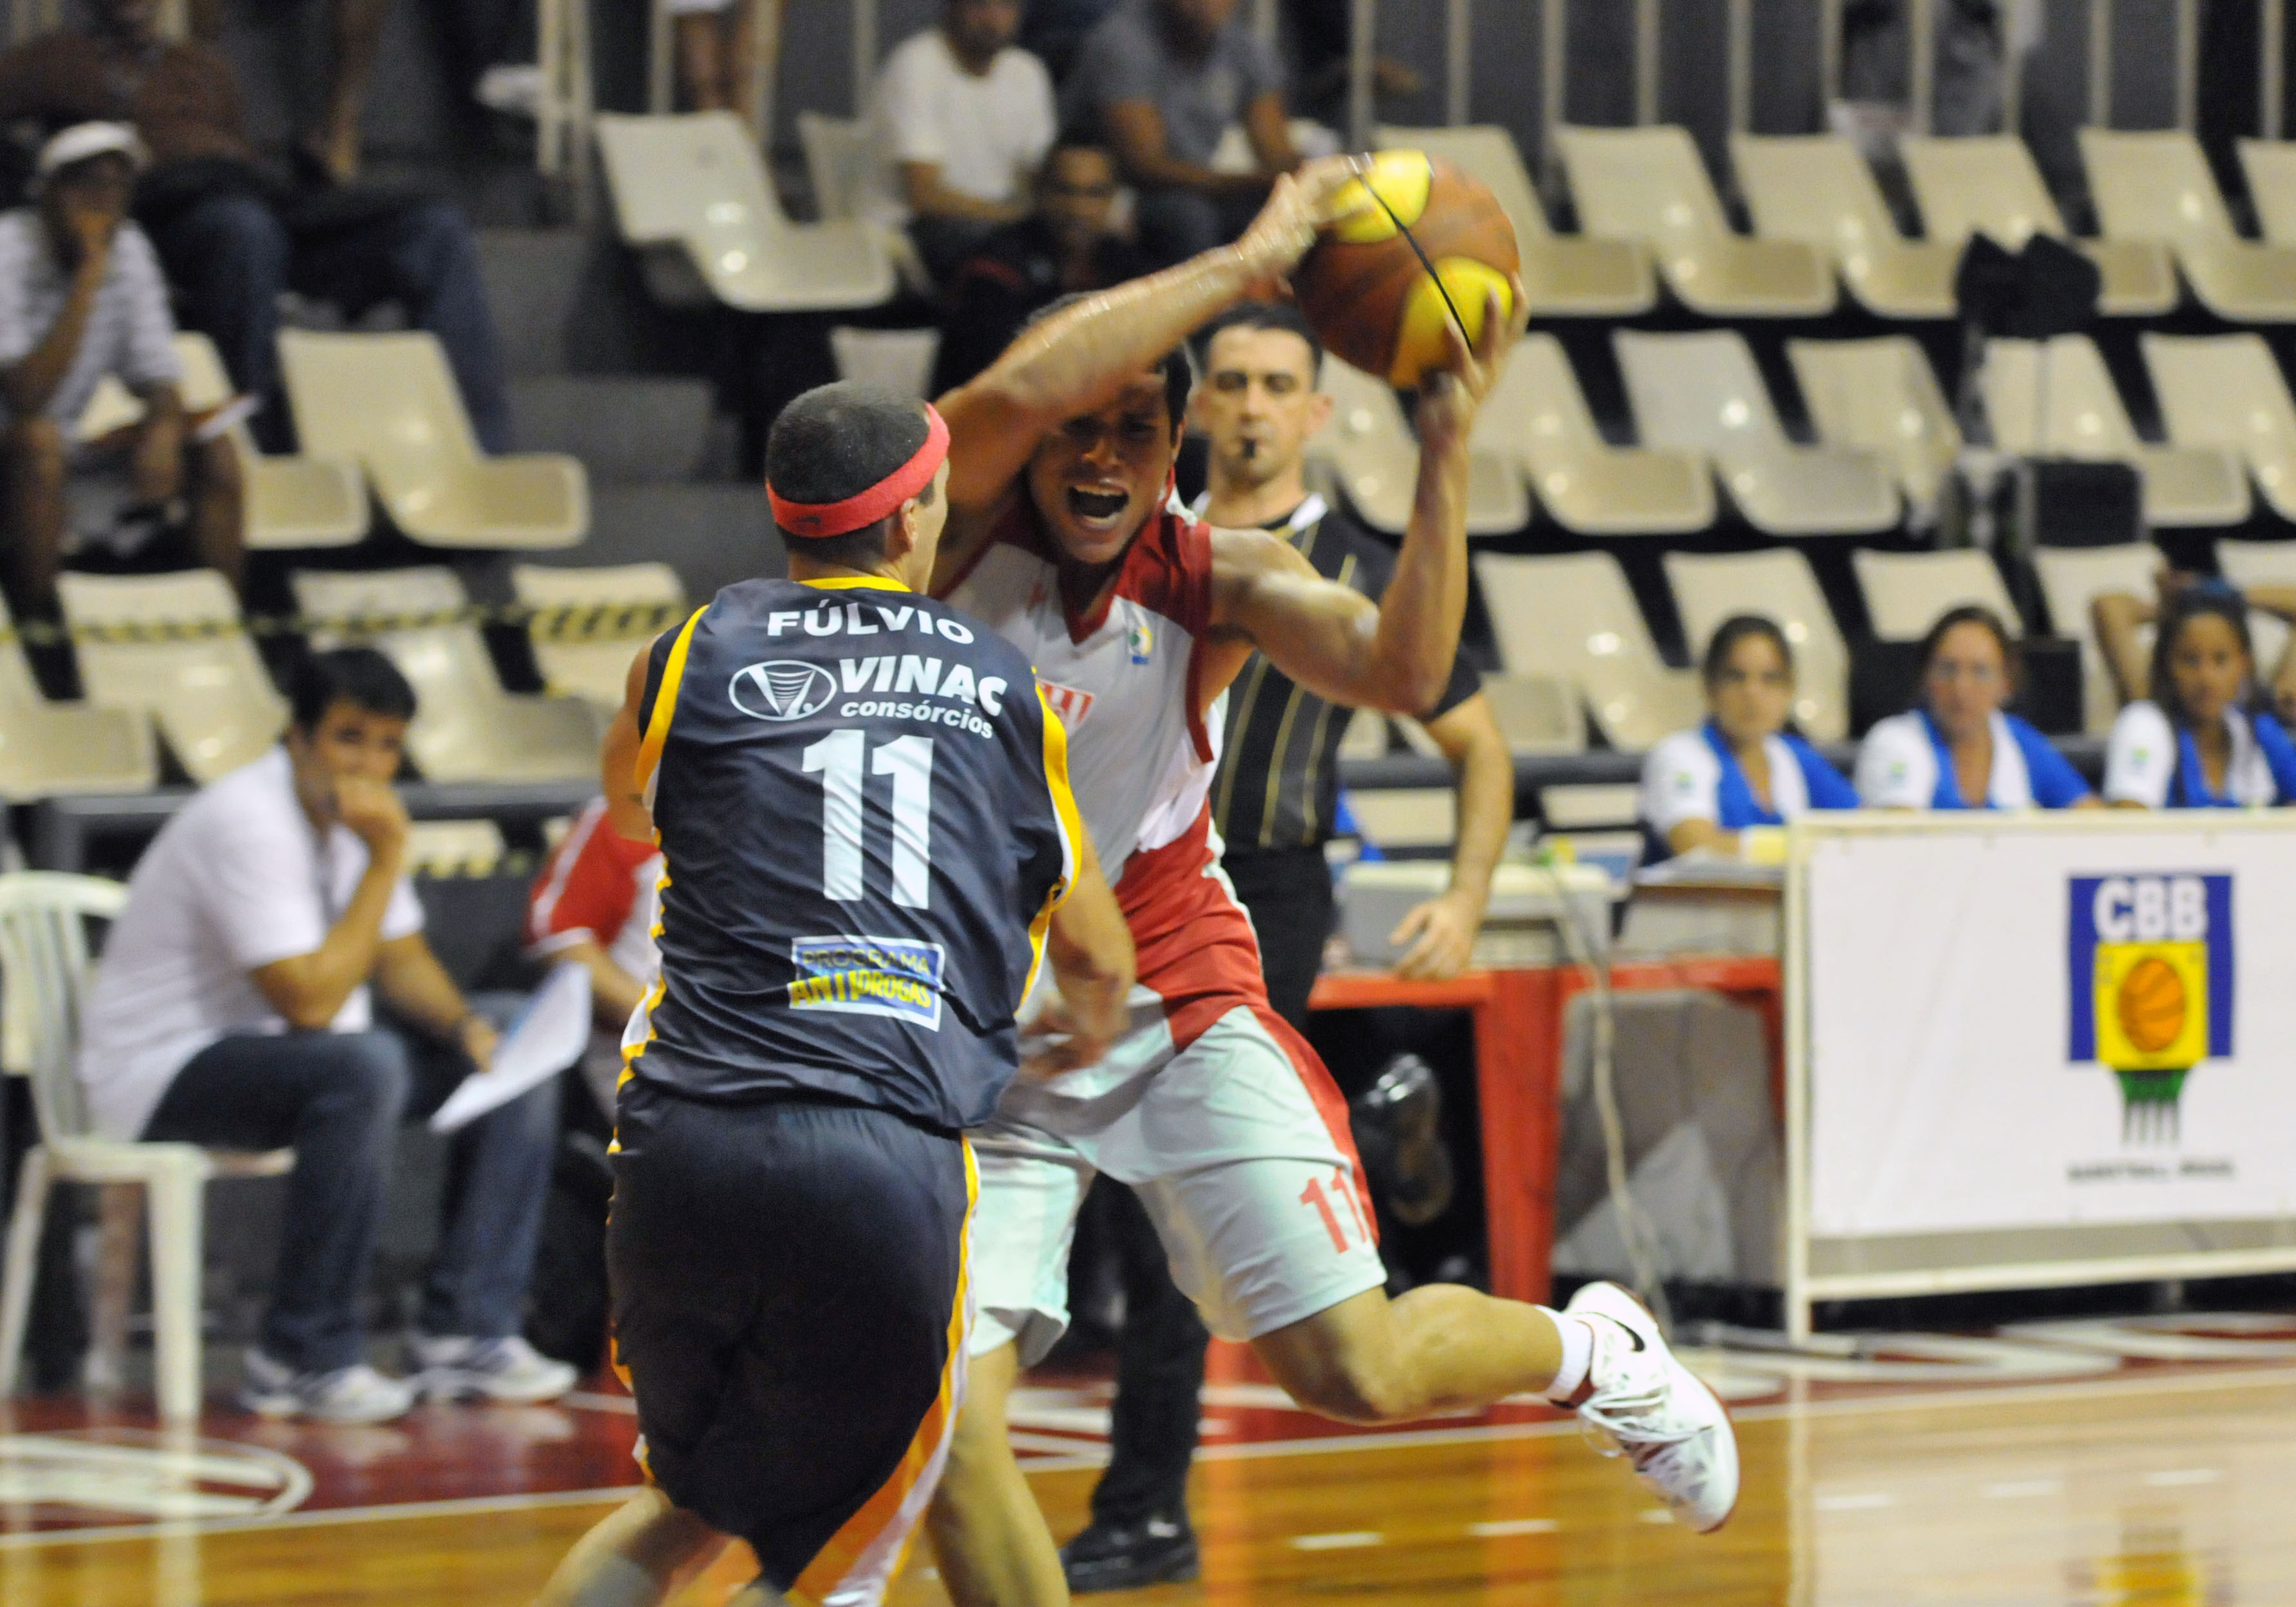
[1732,134,1959,318]
[829,326,941,400]
[1661,548,1850,742]
[402,820,509,877]
[795,111,876,221]
[1479,671,1588,755]
[58,570,287,784]
[511,561,689,711]
[1311,358,1527,536]
[1788,337,1962,520]
[1474,551,1701,748]
[294,566,608,783]
[1473,336,1712,536]
[0,591,156,801]
[2080,128,2296,322]
[1555,124,1836,318]
[2031,543,2165,733]
[1980,337,2251,528]
[595,112,895,313]
[1375,123,1656,316]
[1850,548,2021,642]
[1614,330,1899,536]
[2140,334,2296,522]
[278,331,586,550]
[1897,134,2177,317]
[0,874,292,1421]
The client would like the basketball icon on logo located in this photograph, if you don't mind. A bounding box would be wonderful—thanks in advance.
[2070,873,2235,1146]
[2115,956,2187,1056]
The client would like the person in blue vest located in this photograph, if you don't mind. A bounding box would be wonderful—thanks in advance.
[1639,614,1859,856]
[1858,605,2096,811]
[2105,586,2296,809]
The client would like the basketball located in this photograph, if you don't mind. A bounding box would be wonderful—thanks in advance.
[1292,150,1520,390]
[2115,955,2188,1055]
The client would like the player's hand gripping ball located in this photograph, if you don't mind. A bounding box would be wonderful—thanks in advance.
[1292,150,1520,390]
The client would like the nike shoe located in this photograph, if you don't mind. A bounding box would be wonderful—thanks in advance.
[242,1349,417,1424]
[1060,1511,1200,1593]
[411,1334,579,1403]
[1565,1281,1739,1533]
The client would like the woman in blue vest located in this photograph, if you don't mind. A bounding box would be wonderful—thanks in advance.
[1640,615,1859,856]
[1858,605,2095,811]
[2106,586,2296,808]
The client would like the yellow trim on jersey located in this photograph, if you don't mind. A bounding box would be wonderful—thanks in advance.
[1020,688,1086,1000]
[800,575,912,592]
[634,606,705,798]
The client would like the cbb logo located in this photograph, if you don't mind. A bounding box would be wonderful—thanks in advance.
[2067,873,2236,1144]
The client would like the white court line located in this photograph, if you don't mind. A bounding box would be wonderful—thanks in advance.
[559,1392,635,1415]
[1635,1509,1675,1524]
[1467,1518,1557,1537]
[1292,1531,1382,1550]
[1814,1493,1894,1511]
[0,1484,645,1552]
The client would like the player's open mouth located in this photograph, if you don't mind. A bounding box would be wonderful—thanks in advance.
[1066,487,1130,526]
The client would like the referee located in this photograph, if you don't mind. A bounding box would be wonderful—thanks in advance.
[1060,303,1514,1592]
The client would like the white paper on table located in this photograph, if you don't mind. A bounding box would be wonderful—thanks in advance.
[429,962,592,1134]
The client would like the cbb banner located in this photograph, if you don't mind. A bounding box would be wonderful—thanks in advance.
[1804,820,2296,1238]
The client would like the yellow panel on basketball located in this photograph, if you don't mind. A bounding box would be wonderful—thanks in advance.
[1327,150,1434,244]
[1389,258,1515,388]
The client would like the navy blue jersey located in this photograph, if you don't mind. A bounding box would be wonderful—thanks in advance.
[626,576,1080,1130]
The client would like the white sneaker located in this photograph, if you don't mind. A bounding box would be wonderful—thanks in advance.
[241,1350,417,1424]
[411,1334,578,1403]
[1565,1282,1739,1533]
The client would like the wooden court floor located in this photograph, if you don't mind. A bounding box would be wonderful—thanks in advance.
[4,1363,2292,1605]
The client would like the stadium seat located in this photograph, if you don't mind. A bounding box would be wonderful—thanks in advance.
[1314,358,1526,535]
[279,332,586,550]
[402,820,510,878]
[293,566,607,784]
[0,591,156,800]
[1613,330,1899,536]
[2140,334,2296,522]
[829,327,941,401]
[511,561,690,711]
[1662,548,1850,742]
[1555,124,1836,318]
[2079,128,2296,322]
[1731,134,1959,318]
[1474,551,1701,748]
[57,571,286,785]
[2031,543,2164,733]
[1479,671,1589,755]
[1980,337,2251,528]
[1897,134,2178,317]
[795,111,875,221]
[1474,336,1713,536]
[1374,123,1657,316]
[1850,548,2021,642]
[595,112,896,312]
[1787,337,1962,521]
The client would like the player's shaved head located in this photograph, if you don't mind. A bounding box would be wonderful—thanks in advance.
[767,381,945,567]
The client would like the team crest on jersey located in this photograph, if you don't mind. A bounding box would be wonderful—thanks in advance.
[1128,622,1154,665]
[789,936,945,1030]
[729,661,836,723]
[1040,679,1096,729]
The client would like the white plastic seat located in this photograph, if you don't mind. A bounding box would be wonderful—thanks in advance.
[279,331,586,550]
[1375,123,1657,317]
[1312,358,1526,535]
[1732,134,1959,318]
[1614,330,1899,536]
[1661,549,1850,742]
[2081,128,2296,323]
[1897,134,2177,317]
[596,112,895,313]
[402,820,509,877]
[1788,337,1962,519]
[1555,124,1836,318]
[795,111,876,221]
[2217,537,2296,589]
[0,874,291,1422]
[2031,543,2165,733]
[829,326,942,400]
[511,561,691,711]
[1474,551,1701,749]
[57,570,287,784]
[1473,336,1712,536]
[0,590,157,801]
[294,566,608,784]
[1850,548,2021,642]
[1981,337,2251,528]
[2141,334,2296,522]
[1479,671,1588,755]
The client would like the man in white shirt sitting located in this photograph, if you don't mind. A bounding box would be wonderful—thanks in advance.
[870,0,1056,284]
[75,649,576,1423]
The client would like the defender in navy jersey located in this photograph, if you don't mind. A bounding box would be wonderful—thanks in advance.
[535,384,1134,1607]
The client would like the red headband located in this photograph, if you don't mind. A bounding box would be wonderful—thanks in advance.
[767,405,950,539]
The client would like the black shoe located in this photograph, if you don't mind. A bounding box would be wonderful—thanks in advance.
[1060,1511,1200,1593]
[1350,1054,1456,1226]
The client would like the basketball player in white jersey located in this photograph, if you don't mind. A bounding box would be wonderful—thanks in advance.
[923,161,1740,1604]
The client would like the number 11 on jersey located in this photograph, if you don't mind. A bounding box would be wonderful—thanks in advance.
[801,730,936,908]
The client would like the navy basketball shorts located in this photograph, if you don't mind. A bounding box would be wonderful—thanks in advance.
[608,1079,976,1604]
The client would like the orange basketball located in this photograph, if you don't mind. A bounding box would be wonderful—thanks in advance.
[2115,956,2188,1055]
[1292,150,1519,390]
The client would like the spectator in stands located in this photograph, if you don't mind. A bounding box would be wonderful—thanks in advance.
[0,123,240,618]
[930,142,1145,392]
[1858,605,2095,811]
[187,0,391,183]
[872,0,1058,287]
[1640,615,1859,858]
[1063,0,1299,267]
[525,796,660,1122]
[2095,571,2296,728]
[2103,587,2296,809]
[668,0,784,132]
[74,649,577,1423]
[0,0,516,455]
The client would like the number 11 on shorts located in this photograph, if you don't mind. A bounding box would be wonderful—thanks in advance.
[1300,1167,1369,1254]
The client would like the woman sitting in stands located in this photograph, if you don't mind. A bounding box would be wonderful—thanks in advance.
[1858,605,2096,811]
[1638,614,1859,857]
[2105,586,2296,809]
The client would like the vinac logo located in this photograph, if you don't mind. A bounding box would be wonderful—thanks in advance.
[730,661,836,722]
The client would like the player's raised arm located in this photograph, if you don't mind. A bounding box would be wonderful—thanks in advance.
[1028,846,1135,1080]
[1206,284,1519,715]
